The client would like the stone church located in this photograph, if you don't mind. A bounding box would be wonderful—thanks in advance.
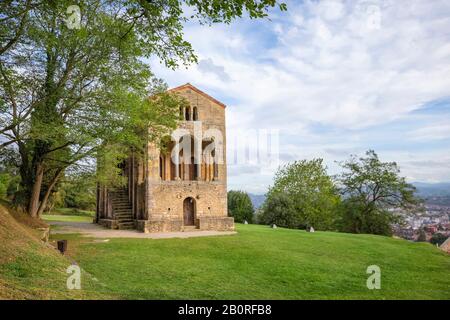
[95,83,234,232]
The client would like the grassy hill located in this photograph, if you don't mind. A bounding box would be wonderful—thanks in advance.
[1,202,449,299]
[0,203,111,299]
[50,223,450,300]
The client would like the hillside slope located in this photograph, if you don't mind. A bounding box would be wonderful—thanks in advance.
[51,223,450,299]
[0,203,109,299]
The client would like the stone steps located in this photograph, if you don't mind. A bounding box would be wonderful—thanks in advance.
[115,212,133,217]
[118,222,135,230]
[113,207,132,211]
[183,226,199,232]
[115,216,133,221]
[109,189,135,230]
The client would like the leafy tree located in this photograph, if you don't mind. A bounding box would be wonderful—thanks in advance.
[337,150,420,236]
[0,0,287,217]
[60,172,97,210]
[337,199,395,236]
[227,190,254,223]
[258,192,297,228]
[262,159,340,230]
[430,233,448,246]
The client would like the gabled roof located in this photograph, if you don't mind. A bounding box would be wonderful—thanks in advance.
[168,83,226,108]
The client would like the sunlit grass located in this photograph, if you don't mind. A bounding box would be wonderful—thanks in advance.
[50,224,450,300]
[42,214,93,223]
[45,207,95,217]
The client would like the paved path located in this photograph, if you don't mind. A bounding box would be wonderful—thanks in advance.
[48,220,236,239]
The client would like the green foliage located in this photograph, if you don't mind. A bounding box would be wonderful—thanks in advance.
[0,154,19,199]
[0,172,9,198]
[60,173,96,211]
[0,0,286,215]
[261,159,340,230]
[227,190,254,223]
[258,192,298,228]
[336,198,398,236]
[430,233,448,246]
[337,150,420,236]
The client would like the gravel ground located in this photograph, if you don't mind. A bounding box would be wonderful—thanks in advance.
[48,220,236,239]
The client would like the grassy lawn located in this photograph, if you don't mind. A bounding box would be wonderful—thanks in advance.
[42,214,93,223]
[45,207,95,217]
[0,204,111,299]
[50,224,450,300]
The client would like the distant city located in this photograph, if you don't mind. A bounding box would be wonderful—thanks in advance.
[393,182,450,242]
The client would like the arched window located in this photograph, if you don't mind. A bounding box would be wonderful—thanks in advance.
[193,107,198,121]
[185,107,191,121]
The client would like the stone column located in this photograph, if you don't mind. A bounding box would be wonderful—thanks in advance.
[174,144,180,180]
[164,153,171,181]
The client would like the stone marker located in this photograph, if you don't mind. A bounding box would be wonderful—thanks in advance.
[244,220,248,225]
[310,227,315,233]
[272,224,277,229]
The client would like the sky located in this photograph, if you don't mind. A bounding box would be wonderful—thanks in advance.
[150,0,450,194]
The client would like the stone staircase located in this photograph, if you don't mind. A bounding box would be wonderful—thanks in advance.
[111,189,135,230]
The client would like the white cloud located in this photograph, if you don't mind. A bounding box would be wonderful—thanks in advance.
[409,122,450,141]
[151,0,450,192]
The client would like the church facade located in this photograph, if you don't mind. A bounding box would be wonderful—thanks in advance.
[95,83,234,232]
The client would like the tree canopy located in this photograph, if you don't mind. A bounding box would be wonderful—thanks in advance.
[261,159,340,230]
[337,150,420,235]
[227,190,254,223]
[0,0,287,217]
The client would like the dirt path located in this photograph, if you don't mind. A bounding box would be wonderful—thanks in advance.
[48,220,236,239]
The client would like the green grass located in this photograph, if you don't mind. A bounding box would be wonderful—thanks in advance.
[50,224,450,300]
[42,214,93,223]
[46,207,95,217]
[0,204,112,299]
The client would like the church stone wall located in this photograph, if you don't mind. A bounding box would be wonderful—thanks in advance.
[137,84,234,233]
[97,83,234,233]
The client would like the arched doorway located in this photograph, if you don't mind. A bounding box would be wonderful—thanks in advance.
[183,197,195,226]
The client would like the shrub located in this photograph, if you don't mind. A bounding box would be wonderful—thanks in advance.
[227,190,254,223]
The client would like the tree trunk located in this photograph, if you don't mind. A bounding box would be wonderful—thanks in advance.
[28,163,44,218]
[36,169,62,218]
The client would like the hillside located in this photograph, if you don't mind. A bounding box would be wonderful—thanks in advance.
[414,182,450,206]
[2,202,449,299]
[50,221,450,300]
[0,203,109,299]
[248,193,266,209]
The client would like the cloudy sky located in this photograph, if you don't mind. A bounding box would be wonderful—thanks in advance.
[151,0,450,194]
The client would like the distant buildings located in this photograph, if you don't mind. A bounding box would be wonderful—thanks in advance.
[393,204,450,243]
